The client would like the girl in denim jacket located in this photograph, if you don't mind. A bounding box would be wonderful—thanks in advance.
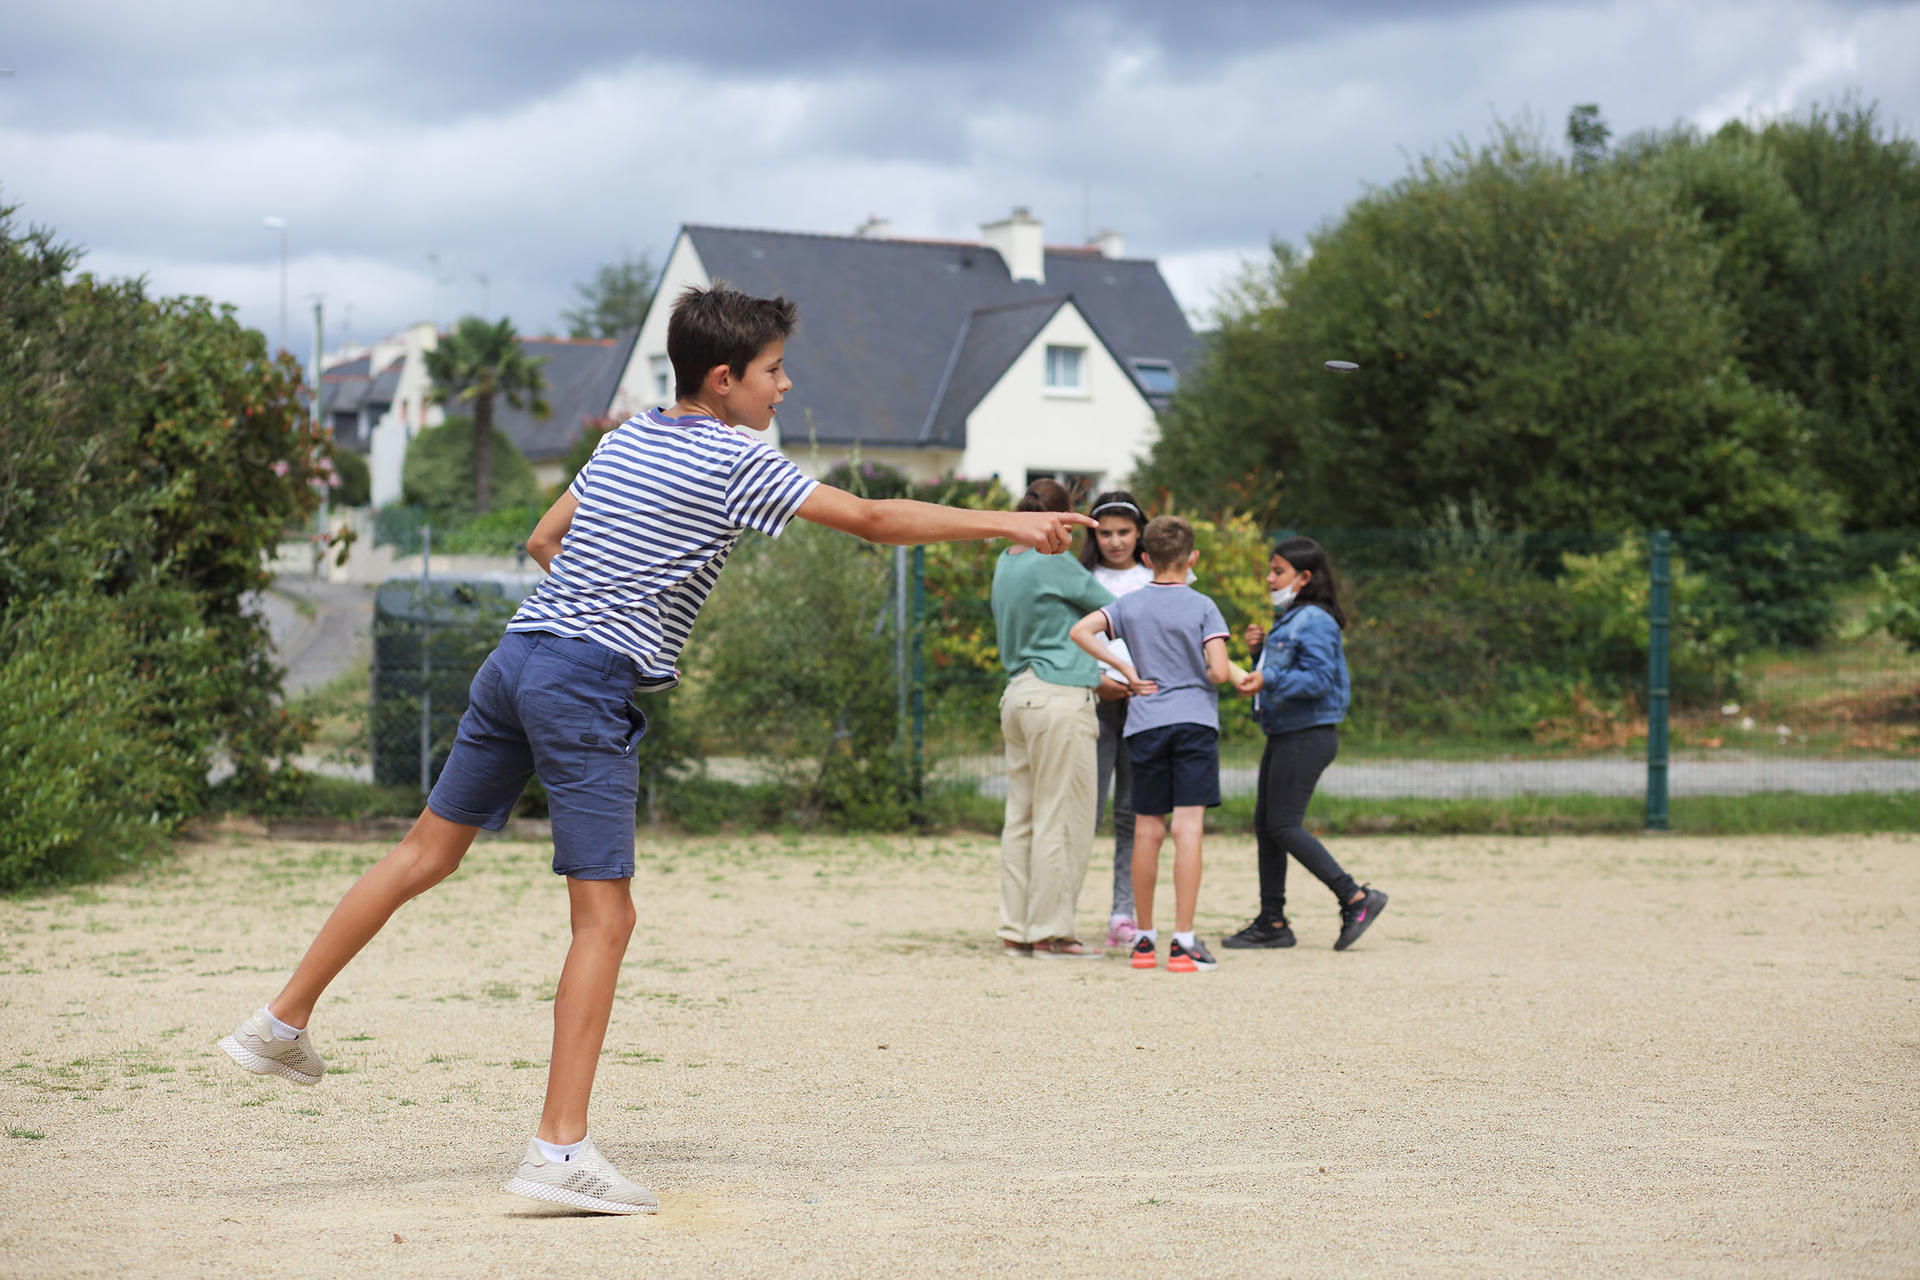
[1225,537,1388,951]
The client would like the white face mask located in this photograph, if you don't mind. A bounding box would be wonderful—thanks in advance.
[1270,584,1299,611]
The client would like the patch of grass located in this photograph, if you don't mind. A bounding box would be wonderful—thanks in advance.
[1192,790,1920,837]
[212,773,421,822]
[8,1126,46,1139]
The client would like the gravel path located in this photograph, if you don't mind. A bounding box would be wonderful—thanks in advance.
[2,831,1914,1277]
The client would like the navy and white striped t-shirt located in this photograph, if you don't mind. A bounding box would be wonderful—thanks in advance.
[505,408,818,688]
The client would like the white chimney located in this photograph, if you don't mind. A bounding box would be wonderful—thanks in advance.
[854,214,891,238]
[1091,228,1125,259]
[981,206,1044,283]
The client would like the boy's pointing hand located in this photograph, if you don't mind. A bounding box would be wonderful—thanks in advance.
[1009,511,1096,554]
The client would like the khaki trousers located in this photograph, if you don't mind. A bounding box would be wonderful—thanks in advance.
[998,669,1098,944]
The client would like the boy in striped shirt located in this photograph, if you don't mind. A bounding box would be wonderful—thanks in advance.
[219,284,1092,1214]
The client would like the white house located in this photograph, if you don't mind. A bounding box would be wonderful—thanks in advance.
[331,323,638,507]
[611,208,1196,495]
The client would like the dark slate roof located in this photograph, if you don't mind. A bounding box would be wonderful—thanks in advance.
[318,355,386,418]
[685,226,1196,448]
[489,328,639,462]
[366,362,400,405]
[922,297,1066,448]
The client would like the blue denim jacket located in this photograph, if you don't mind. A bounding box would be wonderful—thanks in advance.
[1254,603,1350,736]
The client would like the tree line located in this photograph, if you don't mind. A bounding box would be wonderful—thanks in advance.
[1137,102,1920,537]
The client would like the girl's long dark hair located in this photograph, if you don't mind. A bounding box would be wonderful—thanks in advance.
[1079,489,1149,570]
[1274,536,1347,630]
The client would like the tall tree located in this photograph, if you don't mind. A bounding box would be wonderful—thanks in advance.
[1137,122,1825,535]
[424,316,549,516]
[1567,104,1611,174]
[562,253,658,339]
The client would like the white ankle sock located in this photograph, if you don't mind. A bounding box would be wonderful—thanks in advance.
[262,1007,301,1041]
[1174,931,1196,949]
[534,1136,587,1163]
[1139,929,1158,946]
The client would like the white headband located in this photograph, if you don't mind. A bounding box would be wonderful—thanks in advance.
[1090,500,1143,519]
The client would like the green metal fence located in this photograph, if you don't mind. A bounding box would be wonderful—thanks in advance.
[353,524,1920,830]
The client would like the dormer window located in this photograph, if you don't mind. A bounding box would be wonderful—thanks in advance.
[1044,344,1084,391]
[1130,359,1177,395]
[650,355,673,403]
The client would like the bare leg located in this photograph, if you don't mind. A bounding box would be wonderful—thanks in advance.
[268,809,478,1027]
[1169,806,1204,933]
[536,877,636,1145]
[1131,813,1168,932]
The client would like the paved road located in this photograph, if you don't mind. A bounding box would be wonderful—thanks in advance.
[252,573,374,698]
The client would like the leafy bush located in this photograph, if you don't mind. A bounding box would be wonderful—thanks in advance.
[0,202,325,870]
[1559,535,1742,704]
[692,520,916,822]
[330,447,371,508]
[401,415,540,525]
[0,590,205,889]
[431,503,544,556]
[1864,551,1920,652]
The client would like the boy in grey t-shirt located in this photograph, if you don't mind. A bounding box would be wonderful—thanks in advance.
[1070,516,1232,972]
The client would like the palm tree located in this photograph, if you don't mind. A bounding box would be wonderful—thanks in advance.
[423,316,549,515]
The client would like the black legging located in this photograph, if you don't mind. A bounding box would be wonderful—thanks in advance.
[1253,725,1359,919]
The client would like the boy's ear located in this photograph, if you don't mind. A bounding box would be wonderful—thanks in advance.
[705,362,734,395]
[1186,549,1200,568]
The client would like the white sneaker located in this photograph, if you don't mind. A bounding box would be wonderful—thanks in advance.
[504,1139,659,1215]
[218,1009,326,1086]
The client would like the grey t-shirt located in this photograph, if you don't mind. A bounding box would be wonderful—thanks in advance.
[1101,583,1230,736]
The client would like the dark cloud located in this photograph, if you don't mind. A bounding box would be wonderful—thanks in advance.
[2,0,1525,131]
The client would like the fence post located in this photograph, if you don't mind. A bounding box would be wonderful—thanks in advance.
[419,523,433,798]
[895,545,909,750]
[910,545,926,794]
[1646,529,1671,831]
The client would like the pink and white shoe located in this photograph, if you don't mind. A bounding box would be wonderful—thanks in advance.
[1107,915,1138,949]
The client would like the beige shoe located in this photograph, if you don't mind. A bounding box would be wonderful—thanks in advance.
[504,1139,659,1215]
[218,1008,326,1086]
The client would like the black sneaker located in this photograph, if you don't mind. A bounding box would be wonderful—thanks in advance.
[1221,916,1296,949]
[1334,886,1388,951]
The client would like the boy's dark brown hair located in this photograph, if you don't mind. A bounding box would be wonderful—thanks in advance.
[1141,515,1194,569]
[1016,478,1072,513]
[667,281,798,400]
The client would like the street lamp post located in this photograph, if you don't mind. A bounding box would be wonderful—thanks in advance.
[263,215,288,354]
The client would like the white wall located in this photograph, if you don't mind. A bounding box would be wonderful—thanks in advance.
[610,232,707,422]
[786,444,964,483]
[366,322,441,508]
[959,302,1157,490]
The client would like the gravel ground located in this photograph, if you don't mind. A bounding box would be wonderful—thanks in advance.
[3,831,1914,1279]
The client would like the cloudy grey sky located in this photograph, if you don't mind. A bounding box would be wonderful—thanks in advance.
[5,0,1917,353]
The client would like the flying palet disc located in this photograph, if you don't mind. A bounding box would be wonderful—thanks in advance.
[1324,360,1359,373]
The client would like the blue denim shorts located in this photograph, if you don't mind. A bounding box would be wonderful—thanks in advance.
[427,630,647,880]
[1126,723,1221,815]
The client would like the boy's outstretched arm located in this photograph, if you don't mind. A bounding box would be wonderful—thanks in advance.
[797,486,1092,553]
[527,492,579,572]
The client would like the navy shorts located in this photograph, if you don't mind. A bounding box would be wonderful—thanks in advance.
[427,630,647,880]
[1126,724,1221,815]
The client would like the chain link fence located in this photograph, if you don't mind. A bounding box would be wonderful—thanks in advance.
[343,521,1920,829]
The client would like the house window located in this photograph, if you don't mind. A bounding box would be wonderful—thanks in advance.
[1130,359,1178,396]
[1044,344,1084,391]
[650,355,673,402]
